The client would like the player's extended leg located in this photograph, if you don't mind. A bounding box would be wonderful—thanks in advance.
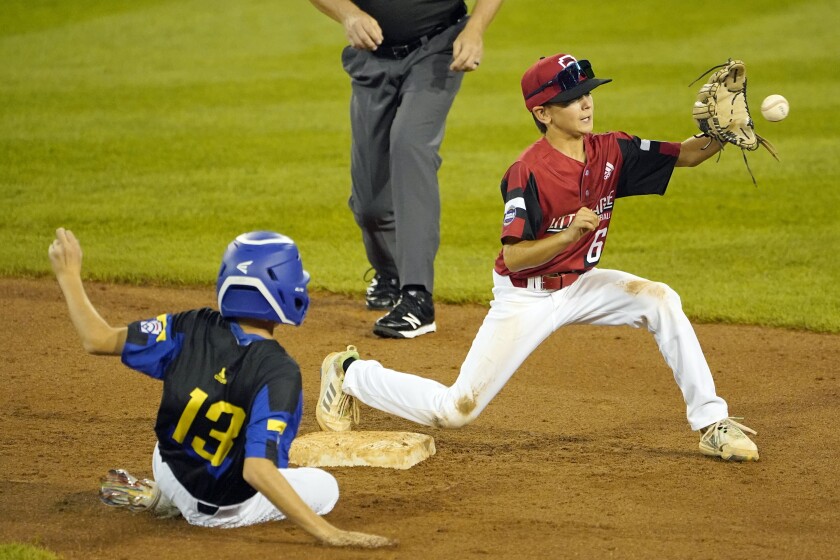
[232,467,340,527]
[342,274,557,427]
[553,268,728,430]
[151,445,339,528]
[343,46,399,279]
[554,268,758,460]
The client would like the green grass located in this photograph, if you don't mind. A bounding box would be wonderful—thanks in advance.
[0,543,59,560]
[1,0,838,332]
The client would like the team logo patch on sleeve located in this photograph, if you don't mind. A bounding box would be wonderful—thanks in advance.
[140,319,163,336]
[503,197,526,226]
[503,207,517,226]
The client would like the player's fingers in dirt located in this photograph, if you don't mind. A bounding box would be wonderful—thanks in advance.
[325,530,398,548]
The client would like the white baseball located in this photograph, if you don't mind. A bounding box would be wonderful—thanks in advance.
[761,94,789,122]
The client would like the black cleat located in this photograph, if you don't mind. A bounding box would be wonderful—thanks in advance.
[365,273,400,310]
[373,289,436,339]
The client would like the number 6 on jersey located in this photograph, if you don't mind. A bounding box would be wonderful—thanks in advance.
[585,226,608,266]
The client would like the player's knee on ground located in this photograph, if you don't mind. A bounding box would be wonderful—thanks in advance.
[282,467,340,516]
[434,395,482,429]
[304,467,340,516]
[433,412,474,429]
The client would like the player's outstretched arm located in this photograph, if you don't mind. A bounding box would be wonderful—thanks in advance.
[242,457,397,549]
[675,134,722,167]
[48,228,127,355]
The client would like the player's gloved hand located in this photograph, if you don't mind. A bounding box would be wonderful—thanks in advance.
[321,529,398,549]
[48,227,84,278]
[691,59,777,158]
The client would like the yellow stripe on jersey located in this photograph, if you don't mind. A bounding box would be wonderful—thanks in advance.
[267,419,287,434]
[155,314,168,342]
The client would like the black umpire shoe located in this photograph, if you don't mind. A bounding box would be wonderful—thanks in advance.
[373,289,436,339]
[365,273,400,310]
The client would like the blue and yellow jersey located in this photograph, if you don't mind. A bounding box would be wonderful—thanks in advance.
[122,308,302,506]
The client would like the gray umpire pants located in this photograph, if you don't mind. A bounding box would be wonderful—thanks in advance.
[341,20,467,293]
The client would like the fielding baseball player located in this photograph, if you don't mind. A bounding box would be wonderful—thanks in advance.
[316,53,760,461]
[49,228,395,548]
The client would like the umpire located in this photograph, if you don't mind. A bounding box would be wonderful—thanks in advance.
[309,0,503,339]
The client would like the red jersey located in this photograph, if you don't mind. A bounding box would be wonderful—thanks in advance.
[494,133,681,280]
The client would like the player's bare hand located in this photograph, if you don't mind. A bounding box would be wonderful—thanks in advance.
[343,12,382,50]
[567,207,600,240]
[321,530,398,549]
[450,26,483,72]
[48,227,83,278]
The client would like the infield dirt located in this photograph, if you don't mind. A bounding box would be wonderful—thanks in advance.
[1,278,838,559]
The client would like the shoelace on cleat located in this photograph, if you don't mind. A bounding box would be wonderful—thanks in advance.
[336,393,360,424]
[701,417,757,447]
[326,346,360,424]
[722,417,757,436]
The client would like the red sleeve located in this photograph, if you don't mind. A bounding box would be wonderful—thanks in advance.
[499,161,538,242]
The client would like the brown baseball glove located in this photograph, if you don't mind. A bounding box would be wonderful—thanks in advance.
[691,59,778,159]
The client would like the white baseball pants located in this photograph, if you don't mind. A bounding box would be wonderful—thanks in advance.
[343,268,729,432]
[151,445,339,528]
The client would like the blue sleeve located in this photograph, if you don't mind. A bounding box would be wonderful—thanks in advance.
[121,313,183,380]
[245,384,302,467]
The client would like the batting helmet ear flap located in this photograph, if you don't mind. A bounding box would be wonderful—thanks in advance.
[216,232,310,326]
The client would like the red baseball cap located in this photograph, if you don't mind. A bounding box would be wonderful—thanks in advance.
[521,53,612,111]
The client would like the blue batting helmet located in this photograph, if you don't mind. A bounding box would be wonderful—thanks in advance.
[216,231,310,326]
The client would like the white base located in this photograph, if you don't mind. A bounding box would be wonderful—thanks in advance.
[289,431,436,470]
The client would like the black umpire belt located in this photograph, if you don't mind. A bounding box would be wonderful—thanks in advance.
[510,270,588,292]
[373,5,467,59]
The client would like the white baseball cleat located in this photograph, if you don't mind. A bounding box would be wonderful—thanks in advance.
[317,345,361,432]
[698,418,759,461]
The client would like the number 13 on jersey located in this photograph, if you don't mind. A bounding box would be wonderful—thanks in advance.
[172,387,246,467]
